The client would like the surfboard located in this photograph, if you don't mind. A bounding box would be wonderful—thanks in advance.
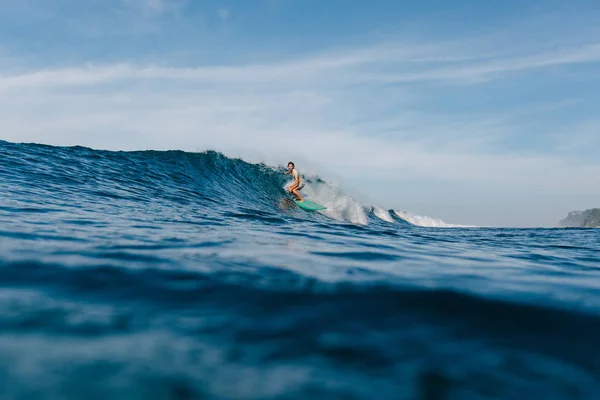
[294,199,327,211]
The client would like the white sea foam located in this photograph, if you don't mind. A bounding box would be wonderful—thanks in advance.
[282,169,472,228]
[299,176,369,225]
[372,207,395,223]
[392,210,473,228]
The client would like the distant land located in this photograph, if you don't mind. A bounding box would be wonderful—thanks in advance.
[558,208,600,228]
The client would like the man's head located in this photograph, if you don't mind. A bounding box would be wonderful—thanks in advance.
[287,161,295,171]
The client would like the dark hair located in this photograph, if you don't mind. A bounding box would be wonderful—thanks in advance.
[288,161,295,167]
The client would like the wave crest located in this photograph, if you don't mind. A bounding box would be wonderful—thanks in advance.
[1,140,471,228]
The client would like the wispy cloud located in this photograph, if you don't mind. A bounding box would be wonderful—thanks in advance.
[2,37,600,90]
[359,42,600,85]
[1,49,598,192]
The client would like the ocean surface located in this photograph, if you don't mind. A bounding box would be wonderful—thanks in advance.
[1,139,599,400]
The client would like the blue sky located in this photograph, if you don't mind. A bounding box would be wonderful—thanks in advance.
[1,0,599,227]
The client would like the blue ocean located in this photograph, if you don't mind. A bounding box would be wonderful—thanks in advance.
[1,139,599,400]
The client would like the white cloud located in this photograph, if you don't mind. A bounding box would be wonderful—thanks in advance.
[358,42,600,85]
[2,38,600,91]
[1,65,598,194]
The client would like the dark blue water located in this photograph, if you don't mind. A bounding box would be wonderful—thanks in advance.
[1,139,599,399]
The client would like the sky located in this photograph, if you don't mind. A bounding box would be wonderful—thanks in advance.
[1,0,599,227]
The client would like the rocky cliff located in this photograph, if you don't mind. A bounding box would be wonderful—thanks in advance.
[558,209,600,228]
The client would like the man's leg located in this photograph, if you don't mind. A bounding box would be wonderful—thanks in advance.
[288,184,297,194]
[292,187,304,202]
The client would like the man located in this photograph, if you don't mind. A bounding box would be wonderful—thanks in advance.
[284,161,305,202]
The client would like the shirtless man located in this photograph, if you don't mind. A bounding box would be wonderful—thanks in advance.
[284,161,305,202]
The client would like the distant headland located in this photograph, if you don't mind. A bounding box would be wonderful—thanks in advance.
[558,209,600,228]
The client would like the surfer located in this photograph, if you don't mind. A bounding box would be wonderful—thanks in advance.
[284,161,305,202]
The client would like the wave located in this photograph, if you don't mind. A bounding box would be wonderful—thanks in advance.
[0,140,469,229]
[2,258,600,399]
[392,210,474,228]
[3,259,600,338]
